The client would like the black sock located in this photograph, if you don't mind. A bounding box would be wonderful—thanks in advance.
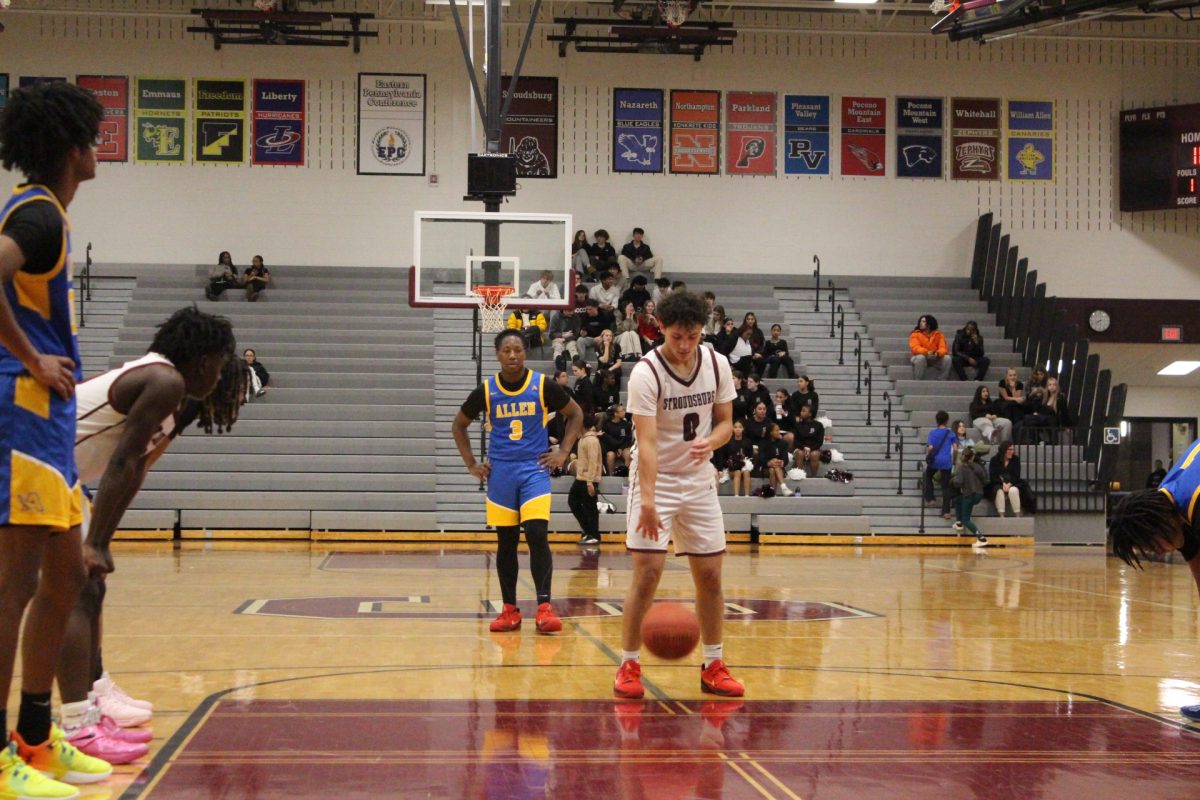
[0,709,7,740]
[524,520,553,605]
[495,526,521,607]
[17,690,52,745]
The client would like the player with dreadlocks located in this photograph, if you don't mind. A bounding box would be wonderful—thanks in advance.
[1109,437,1200,722]
[53,307,239,765]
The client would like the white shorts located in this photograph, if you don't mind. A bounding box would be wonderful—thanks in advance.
[625,467,726,556]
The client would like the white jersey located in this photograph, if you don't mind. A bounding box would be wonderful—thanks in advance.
[75,352,178,485]
[626,344,736,476]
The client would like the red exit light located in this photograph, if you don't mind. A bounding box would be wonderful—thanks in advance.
[1162,325,1183,342]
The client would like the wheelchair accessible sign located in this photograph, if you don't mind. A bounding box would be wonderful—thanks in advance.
[1103,427,1121,445]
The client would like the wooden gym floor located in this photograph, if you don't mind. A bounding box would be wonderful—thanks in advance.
[45,541,1200,799]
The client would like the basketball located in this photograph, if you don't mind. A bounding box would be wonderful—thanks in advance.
[641,603,700,660]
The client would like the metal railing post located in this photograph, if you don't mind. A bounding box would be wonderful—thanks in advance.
[812,254,820,312]
[864,362,873,425]
[883,392,893,458]
[854,333,862,395]
[828,281,836,337]
[894,426,905,494]
[917,462,926,533]
[837,305,845,365]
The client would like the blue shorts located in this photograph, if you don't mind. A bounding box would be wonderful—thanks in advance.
[0,373,82,530]
[486,459,551,528]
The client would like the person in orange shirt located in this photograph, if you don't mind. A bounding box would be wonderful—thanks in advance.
[909,314,951,380]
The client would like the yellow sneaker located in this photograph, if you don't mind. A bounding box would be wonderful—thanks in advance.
[12,726,111,785]
[0,741,79,799]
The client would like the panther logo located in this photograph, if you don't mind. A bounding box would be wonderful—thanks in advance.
[510,136,551,176]
[902,144,937,168]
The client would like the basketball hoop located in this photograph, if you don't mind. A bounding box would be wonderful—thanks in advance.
[657,0,692,28]
[471,285,516,333]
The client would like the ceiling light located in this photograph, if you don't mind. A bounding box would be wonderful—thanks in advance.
[1157,361,1200,376]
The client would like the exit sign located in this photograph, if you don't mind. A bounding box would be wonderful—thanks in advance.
[1162,325,1184,342]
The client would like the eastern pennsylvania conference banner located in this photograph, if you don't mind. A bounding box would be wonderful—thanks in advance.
[501,76,558,179]
[783,94,830,176]
[612,88,664,174]
[357,73,426,176]
[725,91,776,176]
[134,78,187,164]
[670,89,721,175]
[194,79,246,164]
[896,97,943,179]
[841,97,886,177]
[253,79,305,167]
[951,97,1001,181]
[1007,100,1054,181]
[78,76,129,163]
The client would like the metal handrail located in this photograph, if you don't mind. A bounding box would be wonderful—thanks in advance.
[853,333,862,394]
[837,305,845,365]
[864,362,873,426]
[883,392,893,458]
[916,460,926,533]
[894,425,905,494]
[827,281,835,337]
[812,254,820,312]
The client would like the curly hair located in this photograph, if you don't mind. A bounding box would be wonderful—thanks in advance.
[197,357,247,434]
[0,82,104,184]
[1109,489,1184,569]
[656,290,708,330]
[149,306,236,368]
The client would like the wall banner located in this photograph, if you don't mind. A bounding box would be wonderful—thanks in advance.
[18,76,65,88]
[252,79,305,167]
[357,73,426,176]
[783,94,830,176]
[194,79,246,164]
[500,76,558,179]
[612,88,664,174]
[0,75,9,111]
[78,76,129,163]
[1007,99,1054,181]
[134,78,187,164]
[725,91,777,176]
[896,96,943,179]
[670,89,721,175]
[951,97,1001,181]
[841,96,886,177]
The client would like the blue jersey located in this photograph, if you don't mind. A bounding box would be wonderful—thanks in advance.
[1160,438,1200,526]
[0,185,80,379]
[484,370,550,462]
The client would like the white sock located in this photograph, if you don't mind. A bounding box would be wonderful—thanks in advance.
[59,699,90,732]
[621,650,640,664]
[703,643,723,668]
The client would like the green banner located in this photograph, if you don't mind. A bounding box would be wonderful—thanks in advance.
[135,78,187,163]
[194,79,246,164]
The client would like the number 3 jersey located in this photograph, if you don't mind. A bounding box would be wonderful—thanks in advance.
[626,344,736,476]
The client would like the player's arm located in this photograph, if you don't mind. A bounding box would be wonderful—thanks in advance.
[86,365,187,576]
[633,412,659,509]
[452,387,489,481]
[696,400,733,463]
[0,234,75,399]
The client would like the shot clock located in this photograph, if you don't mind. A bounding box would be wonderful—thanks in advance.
[1119,102,1200,212]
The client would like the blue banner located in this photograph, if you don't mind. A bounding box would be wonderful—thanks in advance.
[1007,100,1054,181]
[0,75,7,110]
[18,76,65,88]
[613,88,664,173]
[783,94,829,175]
[252,79,305,166]
[896,97,944,179]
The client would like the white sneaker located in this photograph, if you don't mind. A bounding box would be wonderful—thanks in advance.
[718,470,730,485]
[778,483,794,497]
[93,677,152,728]
[101,673,154,711]
[972,536,990,548]
[952,522,964,532]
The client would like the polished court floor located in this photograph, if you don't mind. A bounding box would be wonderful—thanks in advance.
[53,542,1200,799]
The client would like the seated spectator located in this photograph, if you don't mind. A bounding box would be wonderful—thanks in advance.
[951,321,990,381]
[571,229,593,279]
[702,291,717,314]
[986,441,1035,516]
[731,370,750,421]
[764,324,798,379]
[909,314,950,380]
[791,404,825,478]
[243,255,270,302]
[716,419,755,497]
[244,348,269,398]
[636,299,662,353]
[577,300,614,363]
[615,302,641,359]
[619,275,652,313]
[953,419,989,464]
[572,284,590,316]
[787,375,819,419]
[1023,374,1076,444]
[618,227,663,286]
[743,401,771,446]
[588,229,619,277]
[997,367,1026,425]
[969,385,1013,444]
[595,330,623,382]
[924,410,956,519]
[744,374,772,418]
[588,271,621,316]
[571,359,597,413]
[506,309,547,348]
[774,388,796,448]
[714,316,738,357]
[739,313,767,376]
[757,424,794,496]
[206,251,240,300]
[595,368,621,411]
[549,305,581,371]
[727,326,758,377]
[704,304,726,344]
[554,368,576,404]
[524,269,561,304]
[651,277,672,306]
[1019,366,1049,437]
[601,404,634,476]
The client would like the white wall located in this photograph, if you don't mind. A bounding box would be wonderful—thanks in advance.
[1123,386,1200,420]
[2,2,1198,296]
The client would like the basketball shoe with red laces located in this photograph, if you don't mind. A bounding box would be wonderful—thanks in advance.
[489,604,522,632]
[613,660,645,699]
[700,660,744,697]
[534,603,562,634]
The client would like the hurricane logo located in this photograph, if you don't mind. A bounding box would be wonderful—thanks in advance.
[847,144,884,172]
[902,145,937,168]
[735,137,767,169]
[372,127,410,166]
[510,135,551,176]
[617,133,658,167]
[256,125,302,155]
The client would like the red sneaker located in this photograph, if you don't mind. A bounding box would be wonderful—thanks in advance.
[489,604,522,632]
[614,660,644,699]
[535,602,562,634]
[700,660,745,697]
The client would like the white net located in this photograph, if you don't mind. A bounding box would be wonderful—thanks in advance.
[472,286,515,333]
[658,0,691,27]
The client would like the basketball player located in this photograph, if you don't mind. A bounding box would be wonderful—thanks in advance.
[614,291,744,699]
[452,330,584,634]
[0,81,115,796]
[57,307,238,763]
[1109,436,1200,721]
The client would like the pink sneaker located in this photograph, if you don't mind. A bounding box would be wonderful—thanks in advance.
[65,724,149,765]
[98,714,152,744]
[93,684,151,728]
[95,673,153,712]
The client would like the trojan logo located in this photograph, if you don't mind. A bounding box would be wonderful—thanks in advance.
[955,142,996,174]
[847,143,884,172]
[617,133,658,167]
[200,121,239,158]
[787,139,827,170]
[902,144,937,168]
[735,137,767,169]
[372,127,411,166]
[672,134,717,169]
[510,135,551,176]
[256,125,302,155]
[1016,142,1045,176]
[140,122,180,156]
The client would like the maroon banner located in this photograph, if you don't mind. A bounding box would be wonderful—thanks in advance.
[725,91,776,176]
[841,97,886,177]
[951,97,1001,181]
[500,76,558,179]
[77,75,129,162]
[670,89,721,175]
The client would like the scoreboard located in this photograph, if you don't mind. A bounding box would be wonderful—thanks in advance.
[1119,102,1200,212]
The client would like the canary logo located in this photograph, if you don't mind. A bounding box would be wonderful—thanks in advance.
[1016,142,1046,176]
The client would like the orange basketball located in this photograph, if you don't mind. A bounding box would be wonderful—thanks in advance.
[641,602,700,660]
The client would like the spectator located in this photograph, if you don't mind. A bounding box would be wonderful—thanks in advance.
[739,313,767,376]
[924,410,956,519]
[571,359,597,414]
[601,404,633,476]
[969,385,1013,444]
[791,404,825,478]
[618,275,652,313]
[701,291,717,314]
[577,300,614,363]
[997,367,1026,426]
[243,254,270,302]
[951,320,990,381]
[636,299,662,353]
[588,271,621,316]
[572,284,590,316]
[651,277,672,306]
[206,251,240,300]
[568,413,603,544]
[615,302,641,359]
[714,316,738,357]
[546,371,574,448]
[571,230,593,279]
[757,423,794,496]
[740,313,766,350]
[986,441,1035,517]
[731,370,750,421]
[744,374,772,418]
[549,304,581,371]
[704,304,726,344]
[764,324,798,379]
[727,326,758,377]
[588,229,619,277]
[716,419,755,497]
[774,388,796,449]
[1147,459,1168,488]
[595,368,621,412]
[787,375,819,419]
[244,348,269,398]
[524,269,561,304]
[951,448,990,546]
[743,401,771,446]
[672,280,688,294]
[909,314,950,380]
[1024,365,1049,407]
[1023,374,1076,444]
[617,227,663,285]
[595,328,623,379]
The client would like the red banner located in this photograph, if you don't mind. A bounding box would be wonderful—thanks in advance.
[78,75,129,162]
[725,91,776,176]
[841,96,886,177]
[670,90,721,175]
